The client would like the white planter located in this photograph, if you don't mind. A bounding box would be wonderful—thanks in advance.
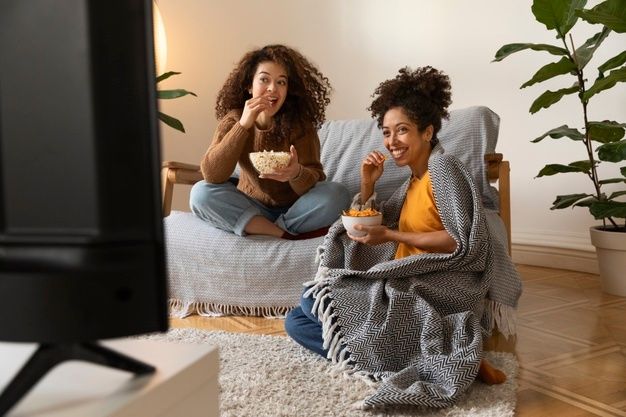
[589,226,626,297]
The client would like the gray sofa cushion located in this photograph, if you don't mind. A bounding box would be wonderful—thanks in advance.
[165,106,503,318]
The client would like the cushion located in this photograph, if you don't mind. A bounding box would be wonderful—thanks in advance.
[165,106,502,318]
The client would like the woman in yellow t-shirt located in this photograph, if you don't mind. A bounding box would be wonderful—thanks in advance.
[286,66,506,388]
[350,67,505,385]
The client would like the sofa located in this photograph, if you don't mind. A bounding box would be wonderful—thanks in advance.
[161,106,511,318]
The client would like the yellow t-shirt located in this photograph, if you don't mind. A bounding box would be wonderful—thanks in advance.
[394,171,444,259]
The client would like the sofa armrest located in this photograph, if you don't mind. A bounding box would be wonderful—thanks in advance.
[161,160,202,216]
[485,153,511,255]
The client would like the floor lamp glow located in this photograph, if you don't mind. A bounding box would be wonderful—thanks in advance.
[153,1,168,75]
[153,1,197,133]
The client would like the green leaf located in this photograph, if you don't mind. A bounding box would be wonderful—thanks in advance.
[590,200,626,219]
[583,67,626,100]
[599,177,626,184]
[551,193,593,209]
[157,89,198,99]
[492,43,569,62]
[530,85,579,113]
[155,71,196,134]
[156,71,181,83]
[158,111,185,133]
[597,139,626,162]
[521,57,577,88]
[532,0,587,38]
[609,190,626,199]
[570,160,595,170]
[574,27,611,69]
[536,162,591,176]
[573,196,598,207]
[598,51,626,75]
[576,0,626,33]
[532,125,584,142]
[588,121,626,143]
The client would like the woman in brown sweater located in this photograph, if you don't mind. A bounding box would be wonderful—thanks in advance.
[190,44,350,238]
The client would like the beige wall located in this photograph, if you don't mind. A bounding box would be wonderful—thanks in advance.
[157,0,626,252]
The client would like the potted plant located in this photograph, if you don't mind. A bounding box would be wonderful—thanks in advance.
[493,0,626,296]
[157,71,197,133]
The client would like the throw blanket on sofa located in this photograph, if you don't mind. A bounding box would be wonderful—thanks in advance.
[304,154,521,408]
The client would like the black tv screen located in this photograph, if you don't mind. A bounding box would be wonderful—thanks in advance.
[0,0,168,343]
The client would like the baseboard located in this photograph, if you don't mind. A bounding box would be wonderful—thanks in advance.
[510,228,599,274]
[512,243,599,274]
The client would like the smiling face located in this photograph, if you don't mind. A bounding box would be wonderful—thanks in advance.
[249,60,288,118]
[382,107,433,177]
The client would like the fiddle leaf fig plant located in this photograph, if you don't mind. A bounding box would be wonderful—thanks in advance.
[493,0,626,231]
[157,71,197,133]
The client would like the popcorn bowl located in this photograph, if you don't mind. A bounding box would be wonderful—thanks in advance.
[249,151,291,174]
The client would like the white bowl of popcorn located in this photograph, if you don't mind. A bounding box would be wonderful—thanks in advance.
[249,150,291,174]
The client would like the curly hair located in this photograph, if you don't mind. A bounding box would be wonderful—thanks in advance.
[215,44,332,139]
[368,66,452,147]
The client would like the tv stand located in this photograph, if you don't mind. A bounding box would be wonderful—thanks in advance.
[0,342,155,416]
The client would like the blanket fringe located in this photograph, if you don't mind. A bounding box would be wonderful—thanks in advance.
[328,329,343,357]
[315,244,325,264]
[306,281,344,364]
[168,299,293,319]
[308,280,384,393]
[308,281,364,378]
[352,370,380,386]
[303,266,331,294]
[484,298,517,337]
[315,266,330,281]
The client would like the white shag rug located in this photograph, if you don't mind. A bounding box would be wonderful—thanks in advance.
[143,328,517,417]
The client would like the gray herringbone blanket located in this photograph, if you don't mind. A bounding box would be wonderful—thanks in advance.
[305,154,521,409]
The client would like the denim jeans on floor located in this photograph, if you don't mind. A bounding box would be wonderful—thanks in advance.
[285,290,327,357]
[189,179,350,236]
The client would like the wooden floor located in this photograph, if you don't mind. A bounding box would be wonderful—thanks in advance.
[171,264,626,416]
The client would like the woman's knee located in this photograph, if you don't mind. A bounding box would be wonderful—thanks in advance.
[190,181,212,210]
[311,182,351,213]
[189,181,249,230]
[309,181,351,209]
[320,181,350,201]
[189,180,233,212]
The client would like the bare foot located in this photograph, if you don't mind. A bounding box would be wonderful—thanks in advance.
[477,359,506,385]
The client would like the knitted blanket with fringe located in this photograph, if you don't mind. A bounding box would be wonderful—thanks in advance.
[305,154,522,409]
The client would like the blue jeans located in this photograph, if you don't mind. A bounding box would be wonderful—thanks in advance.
[285,291,327,357]
[189,179,350,236]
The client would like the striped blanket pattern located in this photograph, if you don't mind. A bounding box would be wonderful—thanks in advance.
[305,153,521,408]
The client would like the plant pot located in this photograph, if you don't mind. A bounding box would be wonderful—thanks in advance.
[589,226,626,297]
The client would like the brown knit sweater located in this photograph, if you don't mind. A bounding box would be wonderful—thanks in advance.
[200,110,326,208]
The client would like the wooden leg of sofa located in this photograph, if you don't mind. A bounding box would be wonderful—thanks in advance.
[499,161,511,255]
[161,167,174,217]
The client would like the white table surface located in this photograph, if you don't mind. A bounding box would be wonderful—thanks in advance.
[0,337,219,417]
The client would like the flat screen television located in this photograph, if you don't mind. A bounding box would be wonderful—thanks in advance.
[0,0,168,413]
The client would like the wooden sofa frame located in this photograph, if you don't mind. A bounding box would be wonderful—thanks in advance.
[161,154,511,254]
